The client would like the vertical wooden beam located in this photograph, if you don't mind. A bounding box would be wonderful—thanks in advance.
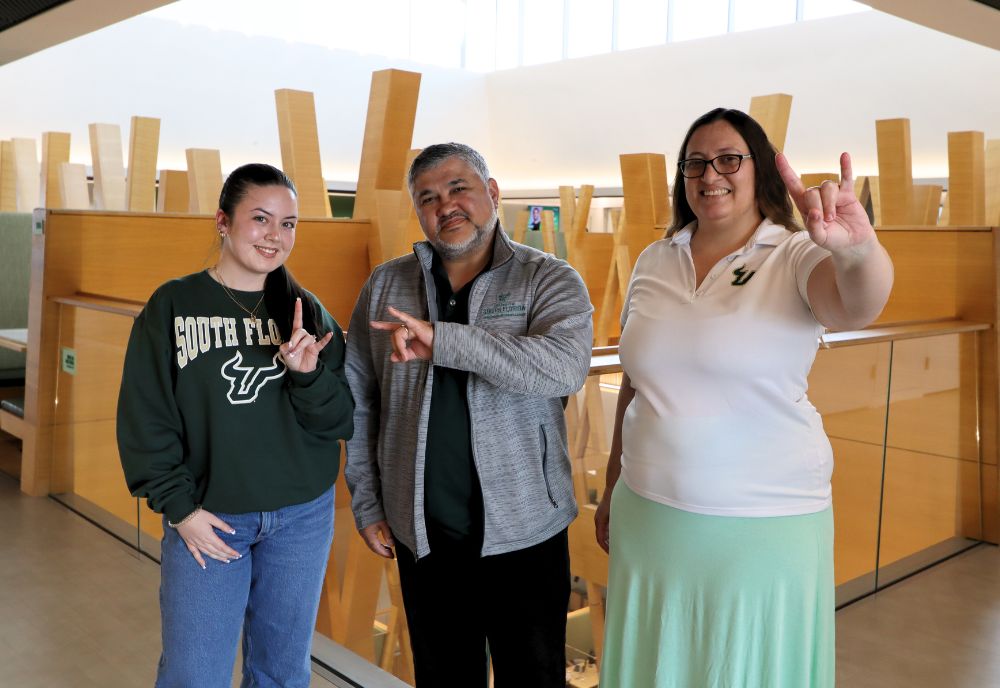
[619,153,669,267]
[513,209,529,244]
[948,131,986,226]
[875,118,914,226]
[186,148,223,215]
[125,116,161,212]
[157,169,189,213]
[89,123,126,211]
[353,69,421,221]
[540,210,557,254]
[0,141,17,212]
[987,140,1000,227]
[40,132,71,209]
[12,138,40,212]
[59,163,90,210]
[275,89,332,218]
[749,93,793,153]
[560,185,594,277]
[394,149,424,258]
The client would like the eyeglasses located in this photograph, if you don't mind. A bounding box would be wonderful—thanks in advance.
[677,154,754,179]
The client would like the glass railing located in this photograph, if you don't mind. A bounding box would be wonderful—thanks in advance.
[46,309,987,685]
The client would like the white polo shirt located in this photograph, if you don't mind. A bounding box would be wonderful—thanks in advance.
[618,219,833,517]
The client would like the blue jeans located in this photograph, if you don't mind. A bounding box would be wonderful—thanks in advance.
[156,486,334,688]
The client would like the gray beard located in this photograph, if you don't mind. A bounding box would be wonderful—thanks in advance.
[429,209,497,261]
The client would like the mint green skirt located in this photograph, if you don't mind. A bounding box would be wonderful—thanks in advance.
[600,482,834,688]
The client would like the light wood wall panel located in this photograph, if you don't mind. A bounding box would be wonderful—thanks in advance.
[157,169,189,213]
[948,131,986,226]
[748,93,793,152]
[876,119,914,225]
[353,69,421,221]
[0,140,17,212]
[12,138,40,212]
[40,132,71,209]
[89,123,126,211]
[987,140,1000,227]
[275,89,332,218]
[186,148,223,215]
[58,163,90,210]
[125,116,161,212]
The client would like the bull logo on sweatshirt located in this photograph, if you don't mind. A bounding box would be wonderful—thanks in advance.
[220,351,286,404]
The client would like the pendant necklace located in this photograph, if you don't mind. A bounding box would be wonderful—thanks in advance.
[213,266,265,325]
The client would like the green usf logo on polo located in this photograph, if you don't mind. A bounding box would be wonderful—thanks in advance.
[731,265,756,286]
[482,291,526,319]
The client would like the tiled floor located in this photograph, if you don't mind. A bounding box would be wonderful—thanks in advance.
[3,467,1000,687]
[0,472,334,688]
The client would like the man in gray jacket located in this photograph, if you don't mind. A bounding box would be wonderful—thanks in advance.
[344,142,593,687]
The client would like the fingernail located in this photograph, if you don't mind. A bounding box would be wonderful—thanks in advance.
[230,529,236,534]
[201,564,207,570]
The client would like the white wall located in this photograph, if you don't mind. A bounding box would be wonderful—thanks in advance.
[0,15,489,186]
[484,11,1000,189]
[0,9,997,192]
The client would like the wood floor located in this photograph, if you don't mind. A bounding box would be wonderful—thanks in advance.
[2,467,999,687]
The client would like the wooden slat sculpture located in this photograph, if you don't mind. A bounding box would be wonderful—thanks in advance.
[89,123,126,211]
[58,163,90,210]
[275,89,332,219]
[126,116,160,212]
[948,131,986,226]
[987,140,1000,226]
[350,69,421,273]
[40,132,71,209]
[512,208,529,244]
[560,184,594,281]
[12,138,40,212]
[156,170,189,213]
[185,148,223,214]
[540,209,557,254]
[875,118,915,225]
[0,140,17,212]
[749,93,793,153]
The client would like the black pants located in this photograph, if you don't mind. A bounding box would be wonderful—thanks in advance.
[395,528,570,688]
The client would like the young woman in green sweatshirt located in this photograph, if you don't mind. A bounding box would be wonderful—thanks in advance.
[117,163,353,688]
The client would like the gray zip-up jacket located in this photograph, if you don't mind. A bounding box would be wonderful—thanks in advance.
[344,227,593,558]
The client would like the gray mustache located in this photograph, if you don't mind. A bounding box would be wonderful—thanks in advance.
[438,211,470,230]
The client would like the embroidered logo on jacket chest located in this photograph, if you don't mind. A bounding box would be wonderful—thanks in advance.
[482,291,526,319]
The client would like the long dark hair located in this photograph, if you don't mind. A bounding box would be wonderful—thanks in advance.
[669,108,800,234]
[217,163,325,341]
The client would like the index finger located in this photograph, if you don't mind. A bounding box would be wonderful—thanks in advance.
[387,306,415,325]
[839,152,854,193]
[775,152,806,197]
[292,297,303,331]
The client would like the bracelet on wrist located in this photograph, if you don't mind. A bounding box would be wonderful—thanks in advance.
[167,506,202,529]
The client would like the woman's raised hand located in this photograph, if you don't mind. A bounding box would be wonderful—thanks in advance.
[280,297,333,373]
[776,152,877,256]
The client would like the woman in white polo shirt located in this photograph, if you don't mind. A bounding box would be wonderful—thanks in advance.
[595,108,893,687]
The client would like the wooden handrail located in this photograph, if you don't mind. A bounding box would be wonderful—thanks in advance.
[50,293,144,318]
